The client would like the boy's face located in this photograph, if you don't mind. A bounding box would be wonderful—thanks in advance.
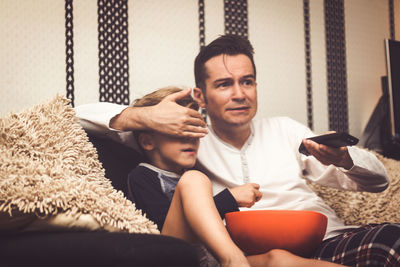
[145,132,200,174]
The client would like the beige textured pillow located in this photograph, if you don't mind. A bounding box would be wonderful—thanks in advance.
[0,95,159,234]
[307,151,400,226]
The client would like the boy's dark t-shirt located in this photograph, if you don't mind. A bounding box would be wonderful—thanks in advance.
[127,163,239,230]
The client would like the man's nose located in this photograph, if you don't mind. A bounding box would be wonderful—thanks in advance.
[232,82,245,99]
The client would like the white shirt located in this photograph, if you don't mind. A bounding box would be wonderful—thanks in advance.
[75,103,389,239]
[197,117,388,239]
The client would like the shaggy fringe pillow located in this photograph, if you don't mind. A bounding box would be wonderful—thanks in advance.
[307,151,400,226]
[0,95,159,234]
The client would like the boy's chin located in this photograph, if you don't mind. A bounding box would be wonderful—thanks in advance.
[180,162,196,170]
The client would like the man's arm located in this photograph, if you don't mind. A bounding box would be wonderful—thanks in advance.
[76,89,208,138]
[302,139,389,193]
[276,117,389,193]
[111,89,208,137]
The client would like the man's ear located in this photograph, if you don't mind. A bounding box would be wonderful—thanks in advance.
[193,87,206,108]
[138,132,155,151]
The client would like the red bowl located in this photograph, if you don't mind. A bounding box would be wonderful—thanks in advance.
[225,210,327,256]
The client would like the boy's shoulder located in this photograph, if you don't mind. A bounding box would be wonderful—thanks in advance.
[128,164,158,181]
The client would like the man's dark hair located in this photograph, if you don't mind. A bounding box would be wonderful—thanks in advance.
[194,34,256,92]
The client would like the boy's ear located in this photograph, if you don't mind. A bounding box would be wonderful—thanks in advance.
[138,133,155,151]
[193,87,206,108]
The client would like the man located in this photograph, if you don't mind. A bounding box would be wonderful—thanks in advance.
[76,35,399,266]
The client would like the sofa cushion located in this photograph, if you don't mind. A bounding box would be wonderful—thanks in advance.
[87,133,142,197]
[307,151,400,226]
[0,231,199,267]
[0,95,157,234]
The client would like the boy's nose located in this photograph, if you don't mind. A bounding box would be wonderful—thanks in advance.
[183,137,199,143]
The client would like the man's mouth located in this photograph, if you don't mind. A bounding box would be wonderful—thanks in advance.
[227,106,250,111]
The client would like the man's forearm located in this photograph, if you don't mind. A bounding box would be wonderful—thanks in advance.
[110,106,150,131]
[75,102,139,150]
[344,147,389,193]
[75,102,127,132]
[76,89,208,138]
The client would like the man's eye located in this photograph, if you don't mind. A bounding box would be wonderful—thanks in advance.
[217,82,230,88]
[243,80,254,86]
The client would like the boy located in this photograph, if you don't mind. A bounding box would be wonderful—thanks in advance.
[127,86,344,267]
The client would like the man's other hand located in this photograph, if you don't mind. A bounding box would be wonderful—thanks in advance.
[302,134,354,170]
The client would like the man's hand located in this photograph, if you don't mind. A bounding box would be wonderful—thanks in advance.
[147,89,208,137]
[302,135,354,170]
[110,88,208,138]
[229,183,262,208]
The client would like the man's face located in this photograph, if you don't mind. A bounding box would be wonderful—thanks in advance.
[196,54,257,131]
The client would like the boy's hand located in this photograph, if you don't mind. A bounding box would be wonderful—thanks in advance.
[229,183,262,208]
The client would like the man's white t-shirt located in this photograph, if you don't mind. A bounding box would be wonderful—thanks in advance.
[196,116,388,239]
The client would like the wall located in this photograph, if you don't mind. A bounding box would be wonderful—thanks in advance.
[0,0,398,138]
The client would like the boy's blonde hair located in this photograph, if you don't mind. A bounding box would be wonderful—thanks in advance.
[131,86,199,110]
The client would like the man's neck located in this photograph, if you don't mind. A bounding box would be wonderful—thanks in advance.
[211,123,251,150]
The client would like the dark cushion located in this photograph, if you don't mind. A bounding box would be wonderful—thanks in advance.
[87,133,144,196]
[0,231,199,267]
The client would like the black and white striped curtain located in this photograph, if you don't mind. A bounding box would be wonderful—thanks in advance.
[98,0,130,105]
[224,0,248,38]
[324,0,349,133]
[64,0,396,128]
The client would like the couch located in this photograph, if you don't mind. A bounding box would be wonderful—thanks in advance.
[306,151,400,226]
[2,95,400,267]
[0,96,200,267]
[0,135,200,267]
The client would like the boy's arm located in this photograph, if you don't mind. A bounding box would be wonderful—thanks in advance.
[213,189,239,219]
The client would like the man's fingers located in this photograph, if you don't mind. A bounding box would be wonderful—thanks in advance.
[305,141,331,158]
[181,132,208,138]
[187,108,206,122]
[250,183,260,189]
[310,142,345,160]
[309,145,339,166]
[185,118,207,129]
[309,147,330,164]
[164,88,192,102]
[255,191,263,202]
[184,124,208,133]
[182,126,208,138]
